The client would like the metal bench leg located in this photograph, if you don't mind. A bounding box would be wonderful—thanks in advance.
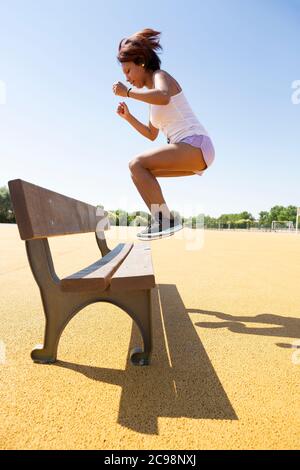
[31,301,76,364]
[110,289,153,366]
[26,239,79,364]
[31,289,153,366]
[26,239,153,366]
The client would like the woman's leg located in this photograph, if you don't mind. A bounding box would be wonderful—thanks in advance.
[129,163,172,220]
[130,170,195,221]
[129,142,205,221]
[130,173,152,213]
[151,169,196,177]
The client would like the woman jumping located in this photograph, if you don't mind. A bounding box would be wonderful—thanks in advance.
[112,28,215,240]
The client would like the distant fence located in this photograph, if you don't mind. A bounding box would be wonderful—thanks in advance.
[204,226,299,233]
[1,221,299,234]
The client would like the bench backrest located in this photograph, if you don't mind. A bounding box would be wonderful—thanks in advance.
[8,179,110,240]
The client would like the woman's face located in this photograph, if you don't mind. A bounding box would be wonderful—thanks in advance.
[121,62,148,88]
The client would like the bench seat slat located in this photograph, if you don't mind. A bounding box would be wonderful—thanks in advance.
[109,242,156,292]
[60,242,133,292]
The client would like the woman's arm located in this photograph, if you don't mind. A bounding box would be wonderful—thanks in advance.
[128,87,169,105]
[126,113,153,140]
[128,71,170,105]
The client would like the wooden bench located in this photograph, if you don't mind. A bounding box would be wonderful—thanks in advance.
[8,178,156,366]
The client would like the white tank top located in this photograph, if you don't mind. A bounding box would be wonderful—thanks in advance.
[150,90,210,144]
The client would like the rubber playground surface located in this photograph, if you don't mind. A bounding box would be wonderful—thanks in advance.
[1,223,299,450]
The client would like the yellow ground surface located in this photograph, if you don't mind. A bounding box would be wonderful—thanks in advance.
[0,224,300,450]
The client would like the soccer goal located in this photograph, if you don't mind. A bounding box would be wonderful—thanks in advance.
[271,220,294,232]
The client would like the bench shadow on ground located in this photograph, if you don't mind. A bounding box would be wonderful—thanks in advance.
[54,283,238,435]
[193,310,300,349]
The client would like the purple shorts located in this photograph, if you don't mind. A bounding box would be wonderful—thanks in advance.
[177,134,215,176]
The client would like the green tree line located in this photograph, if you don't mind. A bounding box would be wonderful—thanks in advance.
[0,185,298,229]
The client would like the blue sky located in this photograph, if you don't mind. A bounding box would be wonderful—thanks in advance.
[1,0,299,219]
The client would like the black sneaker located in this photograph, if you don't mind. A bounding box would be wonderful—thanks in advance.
[137,212,183,240]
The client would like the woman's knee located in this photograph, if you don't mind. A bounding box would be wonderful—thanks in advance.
[128,158,141,173]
